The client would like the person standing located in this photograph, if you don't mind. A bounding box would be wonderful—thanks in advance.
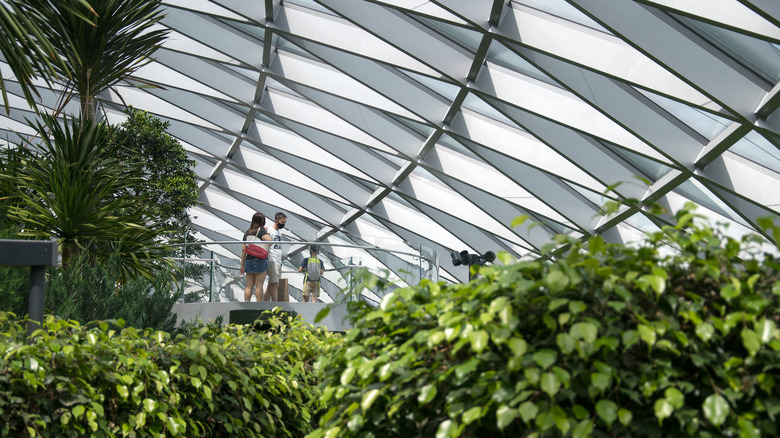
[298,245,325,303]
[240,212,271,302]
[264,212,287,301]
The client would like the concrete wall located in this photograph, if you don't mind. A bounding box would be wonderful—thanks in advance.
[171,302,353,332]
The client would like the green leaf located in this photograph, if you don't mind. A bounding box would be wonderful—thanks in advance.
[665,387,685,409]
[361,389,381,412]
[72,405,85,418]
[618,408,632,426]
[536,412,555,431]
[116,384,129,399]
[462,406,483,426]
[314,306,331,323]
[570,322,598,344]
[595,400,618,427]
[738,416,761,438]
[511,215,530,228]
[573,405,589,420]
[551,405,570,434]
[418,384,437,405]
[546,270,570,292]
[637,324,656,347]
[556,333,576,355]
[588,235,604,254]
[654,398,673,423]
[540,372,561,397]
[470,330,489,353]
[756,318,777,343]
[496,405,516,430]
[696,322,715,342]
[568,300,586,314]
[622,330,640,350]
[340,367,356,386]
[702,394,729,427]
[143,398,157,413]
[572,419,593,438]
[591,372,611,393]
[552,366,571,388]
[324,427,341,438]
[548,298,569,311]
[639,274,666,295]
[741,328,761,356]
[436,419,458,438]
[720,284,740,301]
[518,401,538,425]
[525,368,541,385]
[532,349,557,369]
[508,337,527,357]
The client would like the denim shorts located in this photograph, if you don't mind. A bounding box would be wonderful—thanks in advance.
[245,257,268,274]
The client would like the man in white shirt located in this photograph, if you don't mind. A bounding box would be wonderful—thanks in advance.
[264,212,287,301]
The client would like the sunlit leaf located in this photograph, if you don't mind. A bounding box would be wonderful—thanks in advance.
[702,394,729,427]
[496,405,516,430]
[361,389,381,412]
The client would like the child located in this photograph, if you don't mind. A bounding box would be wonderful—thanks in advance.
[298,245,324,303]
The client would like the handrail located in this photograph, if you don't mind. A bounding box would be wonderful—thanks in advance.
[168,239,437,303]
[176,239,437,268]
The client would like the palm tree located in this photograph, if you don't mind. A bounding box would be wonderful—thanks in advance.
[1,0,176,278]
[0,0,94,113]
[28,0,168,119]
[7,114,173,277]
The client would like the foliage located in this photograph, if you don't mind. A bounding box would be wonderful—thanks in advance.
[0,265,28,316]
[0,0,94,113]
[0,200,29,316]
[109,108,205,291]
[25,0,168,118]
[3,114,174,279]
[110,108,199,232]
[0,310,338,437]
[310,203,780,437]
[45,251,182,332]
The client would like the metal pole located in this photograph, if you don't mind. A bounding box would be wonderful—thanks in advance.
[418,245,423,285]
[27,266,46,336]
[209,250,214,302]
[180,232,187,293]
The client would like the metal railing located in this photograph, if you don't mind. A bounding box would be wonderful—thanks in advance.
[168,240,439,304]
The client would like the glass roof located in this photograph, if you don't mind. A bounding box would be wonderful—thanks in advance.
[1,0,779,287]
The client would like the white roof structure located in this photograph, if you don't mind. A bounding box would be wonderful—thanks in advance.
[2,0,779,286]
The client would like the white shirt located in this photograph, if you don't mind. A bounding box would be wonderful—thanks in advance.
[268,226,284,263]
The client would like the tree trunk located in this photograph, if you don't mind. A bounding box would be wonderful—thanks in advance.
[61,239,81,267]
[80,93,95,121]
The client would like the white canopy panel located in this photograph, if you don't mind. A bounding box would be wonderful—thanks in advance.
[2,0,779,287]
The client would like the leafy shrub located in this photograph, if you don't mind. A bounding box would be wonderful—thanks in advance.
[0,265,29,316]
[310,204,780,437]
[0,310,337,437]
[45,251,182,332]
[0,212,29,316]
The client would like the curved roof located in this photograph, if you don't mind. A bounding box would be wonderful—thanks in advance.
[2,0,779,286]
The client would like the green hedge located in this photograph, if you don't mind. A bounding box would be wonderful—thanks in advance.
[310,205,780,437]
[0,311,337,437]
[0,251,183,332]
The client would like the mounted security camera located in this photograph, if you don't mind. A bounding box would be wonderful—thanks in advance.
[450,250,462,266]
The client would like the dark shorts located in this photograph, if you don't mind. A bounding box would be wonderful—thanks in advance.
[245,257,268,274]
